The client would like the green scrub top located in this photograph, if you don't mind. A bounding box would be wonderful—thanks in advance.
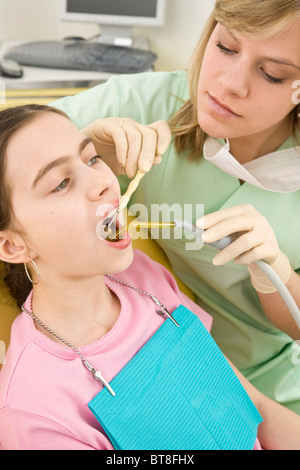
[51,70,300,414]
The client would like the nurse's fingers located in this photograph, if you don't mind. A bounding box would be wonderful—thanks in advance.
[94,117,170,178]
[111,129,129,170]
[136,120,171,171]
[153,155,162,165]
[196,204,256,230]
[148,120,172,156]
[198,204,281,266]
[119,119,143,177]
[212,230,263,266]
[135,123,158,172]
[201,214,256,244]
[120,120,160,177]
[94,118,129,169]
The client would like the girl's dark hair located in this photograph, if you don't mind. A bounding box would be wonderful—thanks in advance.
[0,104,68,307]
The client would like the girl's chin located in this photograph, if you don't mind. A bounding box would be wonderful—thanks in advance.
[106,244,134,274]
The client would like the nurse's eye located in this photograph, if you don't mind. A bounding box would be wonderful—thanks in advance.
[216,42,236,56]
[53,178,70,193]
[262,71,284,85]
[87,155,102,166]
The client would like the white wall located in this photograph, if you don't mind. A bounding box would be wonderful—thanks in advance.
[0,0,215,71]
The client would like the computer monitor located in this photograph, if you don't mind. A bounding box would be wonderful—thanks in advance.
[60,0,166,47]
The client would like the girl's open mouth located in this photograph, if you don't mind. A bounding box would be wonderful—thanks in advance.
[97,213,132,249]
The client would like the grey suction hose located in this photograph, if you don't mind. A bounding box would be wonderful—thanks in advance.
[174,221,300,330]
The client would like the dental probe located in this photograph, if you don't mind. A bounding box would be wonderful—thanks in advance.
[104,169,146,232]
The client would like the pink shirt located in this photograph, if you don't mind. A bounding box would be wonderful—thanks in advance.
[0,250,260,450]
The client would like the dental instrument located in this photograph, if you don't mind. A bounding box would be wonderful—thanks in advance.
[104,170,146,234]
[109,219,300,330]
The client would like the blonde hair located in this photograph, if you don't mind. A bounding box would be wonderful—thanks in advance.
[170,0,300,160]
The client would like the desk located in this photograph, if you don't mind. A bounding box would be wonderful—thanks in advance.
[0,38,152,108]
[0,38,151,91]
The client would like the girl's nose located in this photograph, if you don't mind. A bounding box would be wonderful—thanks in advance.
[86,166,115,201]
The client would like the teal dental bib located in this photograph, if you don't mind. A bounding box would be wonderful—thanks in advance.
[89,305,262,450]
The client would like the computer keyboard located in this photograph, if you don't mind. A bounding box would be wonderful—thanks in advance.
[4,40,157,74]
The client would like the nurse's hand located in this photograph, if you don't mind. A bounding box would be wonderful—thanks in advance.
[196,204,280,266]
[82,117,172,178]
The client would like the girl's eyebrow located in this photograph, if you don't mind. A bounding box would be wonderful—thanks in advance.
[223,25,300,70]
[31,137,93,190]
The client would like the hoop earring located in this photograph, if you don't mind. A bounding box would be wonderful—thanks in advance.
[24,258,40,285]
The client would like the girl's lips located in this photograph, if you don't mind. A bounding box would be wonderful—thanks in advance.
[96,202,130,248]
[208,94,242,119]
[104,230,132,250]
[99,199,120,221]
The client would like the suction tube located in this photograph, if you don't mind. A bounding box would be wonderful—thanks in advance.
[174,220,300,330]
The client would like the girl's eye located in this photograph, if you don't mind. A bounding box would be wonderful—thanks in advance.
[216,41,236,56]
[51,156,102,193]
[87,155,102,166]
[52,178,70,193]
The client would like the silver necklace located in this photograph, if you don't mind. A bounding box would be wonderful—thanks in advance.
[21,276,179,397]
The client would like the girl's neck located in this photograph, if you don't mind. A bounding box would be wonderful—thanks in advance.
[31,275,121,348]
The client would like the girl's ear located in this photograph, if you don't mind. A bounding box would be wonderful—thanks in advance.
[0,231,30,264]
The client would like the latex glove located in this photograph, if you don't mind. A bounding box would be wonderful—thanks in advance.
[196,204,292,293]
[196,204,281,266]
[82,117,172,178]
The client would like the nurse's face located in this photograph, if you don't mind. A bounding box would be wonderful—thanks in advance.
[197,21,300,140]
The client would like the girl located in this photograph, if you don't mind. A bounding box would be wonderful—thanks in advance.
[52,0,300,414]
[0,104,300,450]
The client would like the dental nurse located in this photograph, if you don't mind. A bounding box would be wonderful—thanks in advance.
[52,0,300,414]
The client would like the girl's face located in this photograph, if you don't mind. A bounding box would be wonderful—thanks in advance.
[197,21,300,141]
[5,112,133,281]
